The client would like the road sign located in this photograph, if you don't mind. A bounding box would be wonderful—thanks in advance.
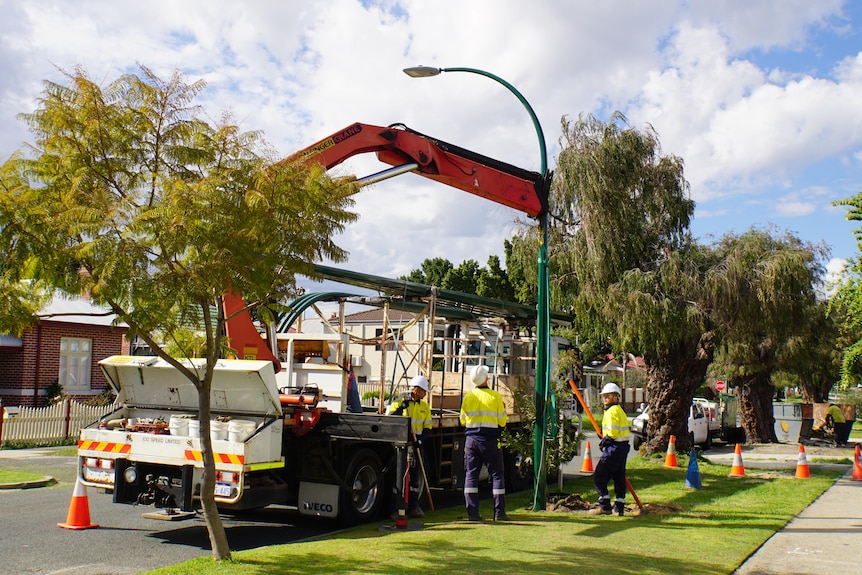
[716,380,726,392]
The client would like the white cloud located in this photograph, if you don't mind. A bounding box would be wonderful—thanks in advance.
[2,0,861,280]
[686,0,846,53]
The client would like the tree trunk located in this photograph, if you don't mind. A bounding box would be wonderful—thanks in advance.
[735,372,777,443]
[198,383,232,560]
[799,374,831,404]
[642,332,714,456]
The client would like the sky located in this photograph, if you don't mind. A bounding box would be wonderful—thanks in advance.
[2,0,862,302]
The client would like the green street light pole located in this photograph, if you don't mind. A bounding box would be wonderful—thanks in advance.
[403,65,552,510]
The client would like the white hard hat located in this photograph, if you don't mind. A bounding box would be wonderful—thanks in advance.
[601,383,622,396]
[410,375,429,392]
[469,365,489,386]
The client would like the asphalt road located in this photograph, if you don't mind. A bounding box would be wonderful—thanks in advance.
[0,452,340,575]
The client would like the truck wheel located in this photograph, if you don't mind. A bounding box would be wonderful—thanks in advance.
[340,449,383,525]
[632,435,642,450]
[504,450,532,493]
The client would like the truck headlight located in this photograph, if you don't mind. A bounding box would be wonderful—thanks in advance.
[123,466,138,484]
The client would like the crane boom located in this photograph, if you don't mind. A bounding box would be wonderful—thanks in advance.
[288,122,547,218]
[226,121,551,368]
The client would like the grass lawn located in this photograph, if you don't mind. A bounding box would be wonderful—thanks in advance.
[142,455,846,575]
[0,468,52,484]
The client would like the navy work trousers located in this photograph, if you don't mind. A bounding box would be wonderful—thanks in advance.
[463,434,506,519]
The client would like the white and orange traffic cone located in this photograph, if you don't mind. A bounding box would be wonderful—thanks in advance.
[580,441,594,474]
[852,444,862,482]
[664,435,679,468]
[57,478,98,530]
[729,443,746,477]
[795,444,811,479]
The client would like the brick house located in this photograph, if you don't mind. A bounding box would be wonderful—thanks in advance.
[0,296,129,408]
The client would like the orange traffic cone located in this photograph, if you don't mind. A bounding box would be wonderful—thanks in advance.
[852,444,862,482]
[729,443,746,477]
[664,435,679,468]
[58,478,98,530]
[580,441,594,473]
[795,444,811,479]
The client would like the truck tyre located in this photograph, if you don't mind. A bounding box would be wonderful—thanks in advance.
[632,435,643,450]
[340,449,383,525]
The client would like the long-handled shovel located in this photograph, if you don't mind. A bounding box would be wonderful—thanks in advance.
[412,432,435,511]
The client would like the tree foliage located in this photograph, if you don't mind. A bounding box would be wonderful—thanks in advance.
[706,227,825,442]
[527,112,701,453]
[0,66,357,560]
[829,190,862,388]
[402,255,515,301]
[549,113,693,332]
[401,256,452,286]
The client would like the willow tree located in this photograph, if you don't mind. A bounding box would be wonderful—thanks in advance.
[706,228,824,443]
[0,66,357,561]
[776,300,841,403]
[829,190,862,388]
[828,268,862,389]
[604,244,718,453]
[510,112,702,453]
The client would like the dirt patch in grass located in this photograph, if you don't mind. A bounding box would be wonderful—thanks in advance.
[546,493,680,517]
[547,493,593,511]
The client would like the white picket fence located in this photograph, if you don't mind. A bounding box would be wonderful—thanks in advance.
[0,399,113,446]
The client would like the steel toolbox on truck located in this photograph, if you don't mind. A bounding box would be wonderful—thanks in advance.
[78,356,285,511]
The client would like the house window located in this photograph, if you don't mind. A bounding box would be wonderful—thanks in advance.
[375,328,397,352]
[59,337,92,391]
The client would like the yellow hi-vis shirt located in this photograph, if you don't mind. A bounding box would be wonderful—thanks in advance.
[827,404,846,424]
[602,404,630,441]
[460,387,508,433]
[387,396,432,437]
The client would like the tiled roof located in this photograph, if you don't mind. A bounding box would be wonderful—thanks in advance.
[343,308,416,323]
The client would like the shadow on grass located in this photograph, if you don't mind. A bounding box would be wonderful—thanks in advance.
[199,536,732,575]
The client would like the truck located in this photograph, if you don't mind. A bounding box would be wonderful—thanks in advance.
[630,401,712,450]
[696,394,746,444]
[78,319,556,523]
[630,394,746,450]
[75,121,560,524]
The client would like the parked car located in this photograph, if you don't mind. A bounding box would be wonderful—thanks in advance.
[631,401,712,450]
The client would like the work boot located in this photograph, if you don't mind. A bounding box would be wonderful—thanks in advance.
[588,506,612,515]
[494,513,511,521]
[408,507,425,518]
[614,502,625,517]
[466,515,484,522]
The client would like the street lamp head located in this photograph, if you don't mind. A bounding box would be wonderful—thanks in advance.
[403,66,442,78]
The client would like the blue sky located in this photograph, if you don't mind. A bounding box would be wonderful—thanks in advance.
[1,0,861,296]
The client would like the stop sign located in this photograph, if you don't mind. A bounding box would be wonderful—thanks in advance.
[716,380,726,392]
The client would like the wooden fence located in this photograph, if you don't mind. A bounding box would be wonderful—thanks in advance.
[0,399,114,446]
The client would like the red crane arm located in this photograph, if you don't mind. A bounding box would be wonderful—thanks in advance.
[289,122,546,218]
[226,122,549,371]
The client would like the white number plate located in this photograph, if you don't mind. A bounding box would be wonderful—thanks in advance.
[214,483,232,497]
[83,468,114,485]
